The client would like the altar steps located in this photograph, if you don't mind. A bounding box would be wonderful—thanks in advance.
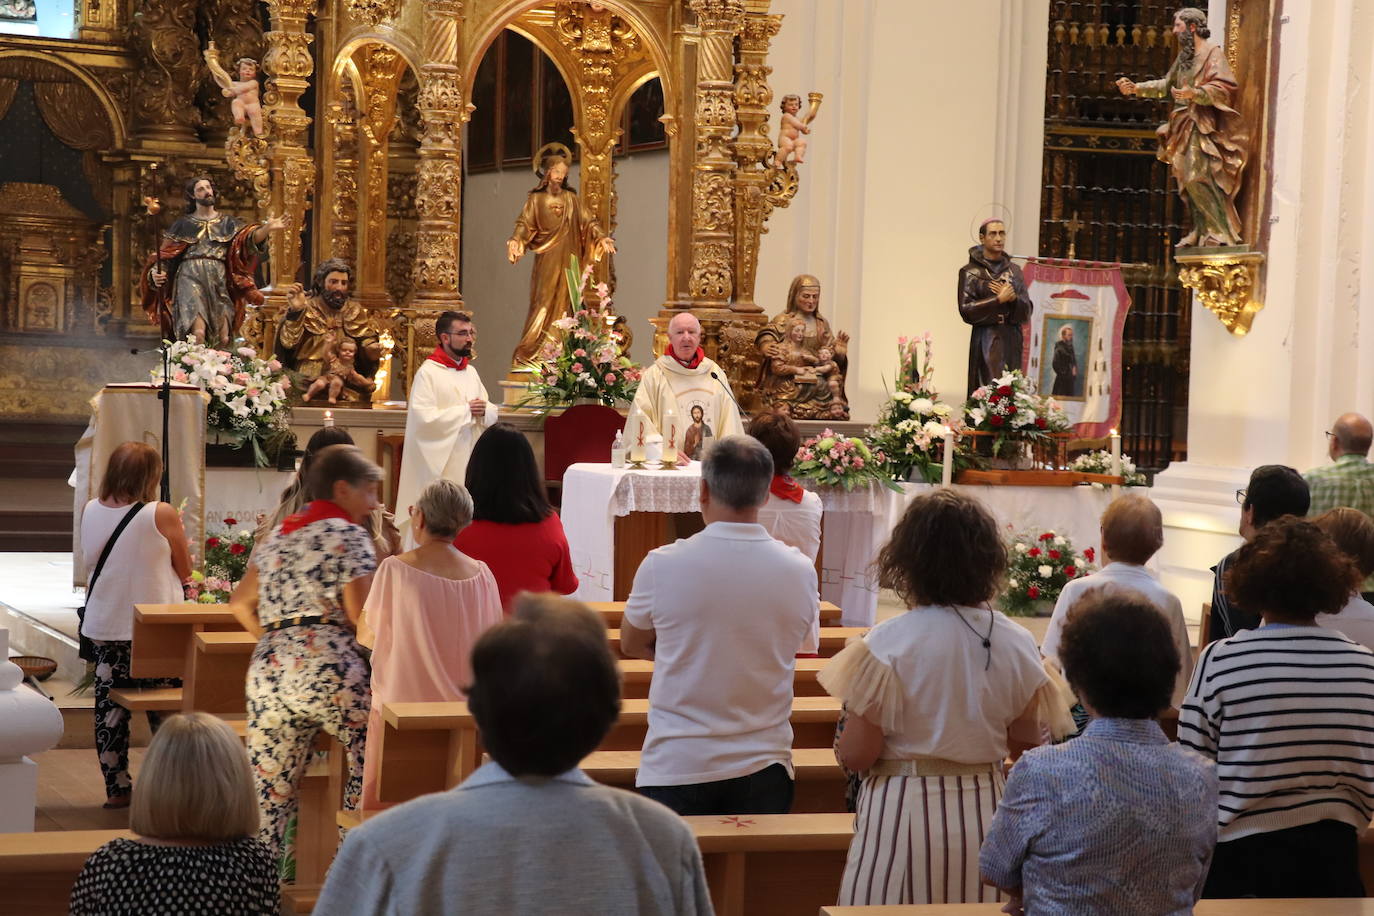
[0,510,71,552]
[0,422,81,552]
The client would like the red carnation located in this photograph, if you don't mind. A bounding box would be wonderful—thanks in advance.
[223,517,237,526]
[229,543,247,555]
[1027,585,1040,599]
[1048,549,1061,560]
[1084,547,1095,561]
[206,537,221,548]
[1028,547,1042,558]
[1039,532,1055,541]
[997,385,1013,395]
[990,415,1005,427]
[1064,565,1077,577]
[1035,417,1047,429]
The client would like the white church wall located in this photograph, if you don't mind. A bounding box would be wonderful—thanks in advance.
[758,0,1049,422]
[1152,0,1374,621]
[459,150,669,401]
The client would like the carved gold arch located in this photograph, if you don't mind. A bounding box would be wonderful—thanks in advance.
[0,51,129,149]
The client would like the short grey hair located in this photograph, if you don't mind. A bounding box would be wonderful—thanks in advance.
[702,435,773,510]
[416,478,474,538]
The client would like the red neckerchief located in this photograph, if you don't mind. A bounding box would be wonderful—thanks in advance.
[427,346,469,371]
[280,499,354,536]
[770,474,805,504]
[668,346,705,370]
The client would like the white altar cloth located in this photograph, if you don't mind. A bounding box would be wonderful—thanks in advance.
[563,462,1114,626]
[563,462,703,601]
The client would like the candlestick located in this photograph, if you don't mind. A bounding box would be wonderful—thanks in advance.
[1109,428,1122,498]
[323,410,334,428]
[941,430,954,487]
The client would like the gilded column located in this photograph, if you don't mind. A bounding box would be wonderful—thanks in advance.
[261,0,316,308]
[356,45,405,311]
[129,0,202,143]
[687,0,744,309]
[327,82,360,264]
[731,10,781,313]
[404,0,466,386]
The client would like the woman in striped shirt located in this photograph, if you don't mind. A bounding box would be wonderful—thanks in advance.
[1179,515,1374,898]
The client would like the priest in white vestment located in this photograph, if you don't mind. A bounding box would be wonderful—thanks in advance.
[395,311,497,544]
[631,312,743,454]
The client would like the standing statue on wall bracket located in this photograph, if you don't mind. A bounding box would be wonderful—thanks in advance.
[204,43,265,139]
[505,144,616,370]
[1116,7,1247,248]
[141,175,285,346]
[754,274,850,420]
[958,218,1031,398]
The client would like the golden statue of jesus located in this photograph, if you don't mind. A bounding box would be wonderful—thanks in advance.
[506,148,616,368]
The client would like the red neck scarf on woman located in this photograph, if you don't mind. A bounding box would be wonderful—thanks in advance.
[280,499,354,536]
[427,346,468,371]
[669,346,705,370]
[769,474,805,504]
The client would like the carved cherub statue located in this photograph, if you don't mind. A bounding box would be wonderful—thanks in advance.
[303,338,375,405]
[776,94,811,165]
[205,42,264,138]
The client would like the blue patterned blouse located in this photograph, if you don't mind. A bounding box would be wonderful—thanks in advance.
[980,718,1217,915]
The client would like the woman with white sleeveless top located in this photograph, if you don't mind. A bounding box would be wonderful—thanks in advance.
[80,441,191,808]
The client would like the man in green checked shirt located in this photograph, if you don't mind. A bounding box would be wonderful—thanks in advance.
[1306,413,1374,600]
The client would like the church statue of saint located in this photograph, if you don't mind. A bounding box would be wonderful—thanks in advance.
[141,175,284,346]
[958,219,1032,398]
[274,257,383,403]
[505,148,615,368]
[754,274,850,420]
[1116,7,1247,247]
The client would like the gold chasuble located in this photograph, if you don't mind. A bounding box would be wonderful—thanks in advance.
[631,353,744,447]
[509,186,608,366]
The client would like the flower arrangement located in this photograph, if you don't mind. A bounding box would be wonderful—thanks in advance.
[1000,530,1097,616]
[963,370,1072,464]
[1070,449,1148,487]
[865,334,973,483]
[521,255,642,407]
[184,517,254,603]
[153,338,295,467]
[792,430,901,492]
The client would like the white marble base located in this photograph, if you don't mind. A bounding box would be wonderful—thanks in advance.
[0,759,38,832]
[1149,460,1248,625]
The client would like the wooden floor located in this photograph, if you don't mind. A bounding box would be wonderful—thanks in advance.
[30,748,144,833]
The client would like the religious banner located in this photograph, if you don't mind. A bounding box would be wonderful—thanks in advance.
[1020,261,1130,441]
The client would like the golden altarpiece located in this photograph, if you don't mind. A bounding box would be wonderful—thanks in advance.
[0,0,819,420]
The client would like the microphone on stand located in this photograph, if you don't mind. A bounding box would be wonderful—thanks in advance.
[709,370,744,417]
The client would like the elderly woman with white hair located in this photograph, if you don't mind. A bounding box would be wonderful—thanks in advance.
[358,478,503,809]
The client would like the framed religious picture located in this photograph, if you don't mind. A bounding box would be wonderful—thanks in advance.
[1038,314,1093,401]
[1021,262,1130,442]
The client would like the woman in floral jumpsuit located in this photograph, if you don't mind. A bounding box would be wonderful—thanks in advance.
[229,444,381,868]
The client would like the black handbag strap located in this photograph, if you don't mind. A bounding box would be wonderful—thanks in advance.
[87,502,145,600]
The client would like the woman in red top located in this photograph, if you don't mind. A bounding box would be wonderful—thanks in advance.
[455,422,578,612]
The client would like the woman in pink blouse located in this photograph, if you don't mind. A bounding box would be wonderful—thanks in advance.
[359,478,503,809]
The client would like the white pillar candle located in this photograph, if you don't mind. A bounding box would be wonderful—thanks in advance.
[1110,428,1122,498]
[941,430,955,487]
[323,410,334,428]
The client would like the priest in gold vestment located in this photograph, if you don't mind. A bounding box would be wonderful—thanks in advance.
[506,151,615,367]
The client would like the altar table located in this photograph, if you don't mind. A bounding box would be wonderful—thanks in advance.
[562,465,1113,624]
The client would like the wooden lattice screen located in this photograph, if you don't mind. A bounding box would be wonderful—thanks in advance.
[1040,0,1191,472]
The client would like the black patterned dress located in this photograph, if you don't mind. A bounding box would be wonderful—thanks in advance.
[70,836,279,914]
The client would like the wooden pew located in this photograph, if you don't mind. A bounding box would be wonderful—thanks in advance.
[589,600,844,629]
[820,902,1374,915]
[0,829,133,915]
[130,602,240,679]
[582,746,846,813]
[183,631,257,715]
[608,626,863,659]
[376,695,844,805]
[618,656,829,700]
[691,813,852,916]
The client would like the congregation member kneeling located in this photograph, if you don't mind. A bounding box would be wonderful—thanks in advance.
[315,595,713,915]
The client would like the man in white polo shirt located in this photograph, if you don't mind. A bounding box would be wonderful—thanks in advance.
[621,435,819,815]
